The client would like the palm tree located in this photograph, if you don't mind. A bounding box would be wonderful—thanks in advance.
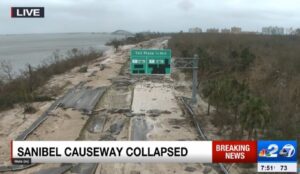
[228,80,249,133]
[239,96,270,139]
[202,80,216,115]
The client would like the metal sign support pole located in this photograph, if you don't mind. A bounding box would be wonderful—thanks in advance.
[192,55,199,104]
[172,55,199,104]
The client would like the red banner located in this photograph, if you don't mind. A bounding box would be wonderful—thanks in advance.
[212,141,257,163]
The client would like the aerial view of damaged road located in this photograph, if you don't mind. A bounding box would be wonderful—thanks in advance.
[1,30,299,174]
[1,0,300,173]
[0,35,225,174]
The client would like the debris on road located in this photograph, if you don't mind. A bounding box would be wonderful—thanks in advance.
[78,66,88,73]
[33,165,72,174]
[130,117,153,140]
[87,114,107,133]
[184,166,197,172]
[147,109,172,117]
[99,64,105,71]
[107,108,131,114]
[70,163,98,174]
[60,86,106,114]
[124,112,145,117]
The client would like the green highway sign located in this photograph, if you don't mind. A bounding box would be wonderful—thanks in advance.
[130,49,171,75]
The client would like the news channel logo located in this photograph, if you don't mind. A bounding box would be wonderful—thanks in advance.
[257,141,297,163]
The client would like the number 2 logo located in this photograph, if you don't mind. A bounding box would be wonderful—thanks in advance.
[267,144,278,157]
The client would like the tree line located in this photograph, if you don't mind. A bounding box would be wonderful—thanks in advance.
[202,77,270,139]
[169,33,299,145]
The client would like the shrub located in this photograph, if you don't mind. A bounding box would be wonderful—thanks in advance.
[0,49,103,111]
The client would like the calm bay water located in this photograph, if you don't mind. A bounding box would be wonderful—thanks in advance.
[0,33,124,74]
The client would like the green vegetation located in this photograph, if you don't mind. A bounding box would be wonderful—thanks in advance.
[107,39,123,52]
[0,48,103,111]
[169,33,299,143]
[106,32,164,50]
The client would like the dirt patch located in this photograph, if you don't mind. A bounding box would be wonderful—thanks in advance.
[0,102,52,165]
[26,108,88,141]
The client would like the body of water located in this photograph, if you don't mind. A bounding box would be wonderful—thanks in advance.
[0,33,124,74]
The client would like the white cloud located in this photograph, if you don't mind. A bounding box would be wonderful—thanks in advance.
[178,0,195,11]
[0,0,300,34]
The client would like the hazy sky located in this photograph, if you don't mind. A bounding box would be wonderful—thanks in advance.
[0,0,299,34]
